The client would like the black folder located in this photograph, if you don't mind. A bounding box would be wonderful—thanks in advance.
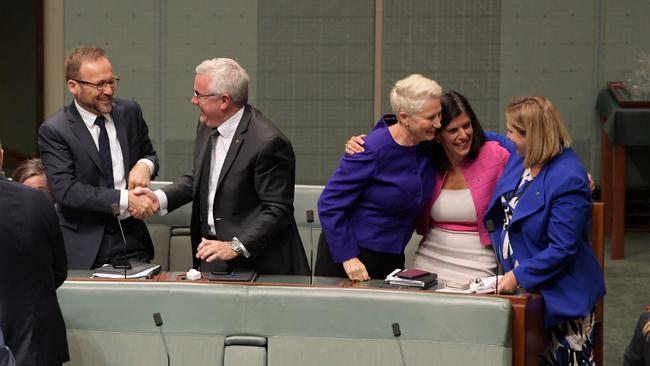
[207,269,258,282]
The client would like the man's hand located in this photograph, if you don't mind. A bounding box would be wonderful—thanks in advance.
[342,257,370,281]
[496,270,519,294]
[196,238,238,262]
[127,161,152,190]
[127,188,156,219]
[128,187,160,218]
[344,134,366,155]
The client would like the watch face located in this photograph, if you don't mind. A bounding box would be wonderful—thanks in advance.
[230,241,242,254]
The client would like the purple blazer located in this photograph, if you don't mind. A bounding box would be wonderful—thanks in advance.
[318,118,436,262]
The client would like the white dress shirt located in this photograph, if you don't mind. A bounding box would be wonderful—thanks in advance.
[75,100,154,218]
[155,107,244,238]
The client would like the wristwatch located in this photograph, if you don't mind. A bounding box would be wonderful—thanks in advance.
[229,237,251,258]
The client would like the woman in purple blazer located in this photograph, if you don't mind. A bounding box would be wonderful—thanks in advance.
[316,74,443,281]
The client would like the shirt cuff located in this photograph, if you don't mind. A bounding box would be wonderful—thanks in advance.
[137,158,155,178]
[118,189,131,219]
[154,189,169,216]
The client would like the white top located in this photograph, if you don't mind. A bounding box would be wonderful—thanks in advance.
[75,100,154,218]
[431,188,477,223]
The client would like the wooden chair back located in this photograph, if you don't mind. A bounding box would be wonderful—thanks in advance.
[590,201,605,365]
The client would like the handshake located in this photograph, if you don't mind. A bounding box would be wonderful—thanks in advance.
[127,187,160,219]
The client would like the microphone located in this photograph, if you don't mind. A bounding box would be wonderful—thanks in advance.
[306,210,315,284]
[111,203,132,274]
[153,313,170,366]
[485,219,499,294]
[391,322,406,366]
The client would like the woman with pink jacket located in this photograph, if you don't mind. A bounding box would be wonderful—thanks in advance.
[346,91,510,283]
[412,91,509,283]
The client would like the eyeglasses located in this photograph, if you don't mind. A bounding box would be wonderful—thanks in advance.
[193,90,223,99]
[73,77,120,91]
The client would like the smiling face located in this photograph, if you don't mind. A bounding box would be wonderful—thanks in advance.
[401,96,442,144]
[438,112,473,164]
[67,56,115,115]
[191,72,231,128]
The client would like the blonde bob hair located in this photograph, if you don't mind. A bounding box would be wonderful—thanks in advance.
[505,96,571,167]
[389,74,442,116]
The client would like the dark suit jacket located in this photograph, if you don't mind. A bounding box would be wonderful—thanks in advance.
[162,105,309,275]
[38,98,159,269]
[0,177,69,366]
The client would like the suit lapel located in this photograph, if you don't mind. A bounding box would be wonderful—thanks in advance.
[111,101,130,170]
[510,166,546,223]
[66,103,106,179]
[216,106,251,191]
[193,125,212,194]
[488,156,522,214]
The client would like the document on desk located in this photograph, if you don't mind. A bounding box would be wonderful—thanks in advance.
[435,275,503,294]
[92,262,161,279]
[384,268,438,289]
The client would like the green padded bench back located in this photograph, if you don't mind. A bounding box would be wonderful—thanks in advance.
[58,281,512,366]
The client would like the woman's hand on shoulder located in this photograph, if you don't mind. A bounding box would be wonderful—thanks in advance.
[342,257,370,281]
[344,134,367,155]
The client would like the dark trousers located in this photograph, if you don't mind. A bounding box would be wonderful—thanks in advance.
[92,217,153,269]
[314,232,405,279]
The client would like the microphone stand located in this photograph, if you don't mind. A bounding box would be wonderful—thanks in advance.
[111,203,132,279]
[153,313,170,366]
[486,220,499,294]
[392,322,406,366]
[306,210,315,285]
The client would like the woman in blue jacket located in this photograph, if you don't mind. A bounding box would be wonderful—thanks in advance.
[484,96,606,365]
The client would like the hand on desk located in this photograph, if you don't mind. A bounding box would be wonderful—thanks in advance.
[497,271,519,294]
[343,257,370,282]
[128,187,159,219]
[197,238,238,262]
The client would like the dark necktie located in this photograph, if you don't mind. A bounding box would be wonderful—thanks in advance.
[199,128,219,235]
[95,115,114,188]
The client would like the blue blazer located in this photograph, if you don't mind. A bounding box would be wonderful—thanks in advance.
[318,118,435,263]
[484,147,606,328]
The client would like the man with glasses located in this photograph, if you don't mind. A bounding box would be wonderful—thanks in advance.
[38,46,159,270]
[139,58,309,275]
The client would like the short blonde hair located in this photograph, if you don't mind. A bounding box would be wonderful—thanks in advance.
[389,74,442,116]
[505,96,571,167]
[195,58,249,106]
